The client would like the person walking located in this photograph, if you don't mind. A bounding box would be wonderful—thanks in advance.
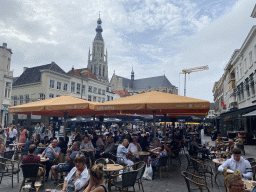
[19,126,28,144]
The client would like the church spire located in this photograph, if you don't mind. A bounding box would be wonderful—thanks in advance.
[95,12,103,41]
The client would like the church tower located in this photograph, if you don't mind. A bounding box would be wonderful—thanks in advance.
[87,15,108,83]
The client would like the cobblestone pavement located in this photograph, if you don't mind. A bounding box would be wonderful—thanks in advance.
[1,131,255,192]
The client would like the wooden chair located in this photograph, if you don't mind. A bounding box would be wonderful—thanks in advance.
[19,163,46,192]
[0,157,20,188]
[134,161,146,192]
[181,171,210,192]
[190,157,213,188]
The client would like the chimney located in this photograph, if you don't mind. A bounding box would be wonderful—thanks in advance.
[23,67,28,72]
[2,43,7,48]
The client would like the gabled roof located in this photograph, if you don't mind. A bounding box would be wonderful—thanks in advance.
[115,75,174,89]
[113,90,131,97]
[67,68,98,80]
[115,75,131,88]
[13,62,66,86]
[134,75,174,89]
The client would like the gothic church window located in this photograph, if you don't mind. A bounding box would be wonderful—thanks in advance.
[103,65,105,77]
[99,64,101,76]
[94,65,96,75]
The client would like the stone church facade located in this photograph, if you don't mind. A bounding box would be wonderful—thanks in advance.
[110,70,178,95]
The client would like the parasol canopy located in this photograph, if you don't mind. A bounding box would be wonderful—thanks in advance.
[91,91,210,116]
[8,95,94,116]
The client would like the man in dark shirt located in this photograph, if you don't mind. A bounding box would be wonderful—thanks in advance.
[169,137,181,156]
[51,141,80,184]
[40,139,61,181]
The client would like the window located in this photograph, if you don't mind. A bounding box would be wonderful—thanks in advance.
[88,95,91,101]
[103,65,105,77]
[94,65,96,75]
[240,83,244,100]
[244,58,247,72]
[50,80,54,88]
[245,78,250,97]
[102,90,105,95]
[63,83,68,91]
[88,86,92,92]
[71,82,75,92]
[49,93,54,98]
[102,98,105,103]
[20,95,23,105]
[98,89,101,94]
[25,94,29,103]
[98,97,101,102]
[39,93,45,100]
[82,85,85,95]
[4,82,11,98]
[13,95,17,106]
[249,51,253,67]
[99,64,101,76]
[107,95,110,101]
[111,96,113,100]
[250,73,255,95]
[93,96,96,101]
[93,87,97,93]
[56,95,61,97]
[77,83,81,94]
[57,81,61,90]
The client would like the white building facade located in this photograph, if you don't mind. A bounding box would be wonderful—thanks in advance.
[0,43,13,127]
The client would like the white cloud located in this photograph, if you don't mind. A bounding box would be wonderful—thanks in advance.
[0,0,255,103]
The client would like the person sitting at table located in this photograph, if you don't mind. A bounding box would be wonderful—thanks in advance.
[96,134,115,159]
[218,148,252,179]
[190,135,210,159]
[61,152,89,192]
[168,137,181,156]
[36,136,51,155]
[80,135,94,151]
[59,137,68,154]
[215,135,224,146]
[96,134,105,153]
[22,136,34,155]
[40,139,61,181]
[34,134,41,147]
[116,139,134,165]
[226,139,235,153]
[83,164,107,192]
[113,131,120,144]
[22,144,44,190]
[141,134,150,152]
[128,136,141,161]
[0,138,6,157]
[225,174,244,192]
[51,141,80,184]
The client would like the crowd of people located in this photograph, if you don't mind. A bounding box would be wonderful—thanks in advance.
[1,121,255,191]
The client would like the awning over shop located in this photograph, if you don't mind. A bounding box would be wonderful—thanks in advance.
[242,110,256,117]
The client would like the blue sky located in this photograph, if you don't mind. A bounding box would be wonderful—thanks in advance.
[0,0,255,102]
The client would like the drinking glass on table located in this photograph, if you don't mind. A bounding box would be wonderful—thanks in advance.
[34,181,41,192]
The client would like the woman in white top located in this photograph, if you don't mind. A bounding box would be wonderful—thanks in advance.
[61,152,90,192]
[116,139,134,165]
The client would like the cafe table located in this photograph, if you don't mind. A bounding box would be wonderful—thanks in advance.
[212,158,226,182]
[80,148,96,152]
[40,157,49,162]
[243,179,256,191]
[133,151,150,162]
[103,164,124,192]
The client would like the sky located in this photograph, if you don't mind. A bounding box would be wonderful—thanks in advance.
[0,0,255,102]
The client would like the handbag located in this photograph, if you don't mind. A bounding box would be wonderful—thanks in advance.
[142,163,153,180]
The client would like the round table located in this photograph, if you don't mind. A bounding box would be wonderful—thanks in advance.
[40,157,49,162]
[212,158,226,182]
[103,164,124,192]
[80,149,96,152]
[243,179,256,191]
[132,151,150,156]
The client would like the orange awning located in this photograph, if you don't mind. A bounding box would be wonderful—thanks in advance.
[91,91,210,116]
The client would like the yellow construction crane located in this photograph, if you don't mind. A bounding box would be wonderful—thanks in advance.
[181,65,209,96]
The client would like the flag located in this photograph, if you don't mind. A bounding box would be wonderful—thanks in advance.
[221,101,226,107]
